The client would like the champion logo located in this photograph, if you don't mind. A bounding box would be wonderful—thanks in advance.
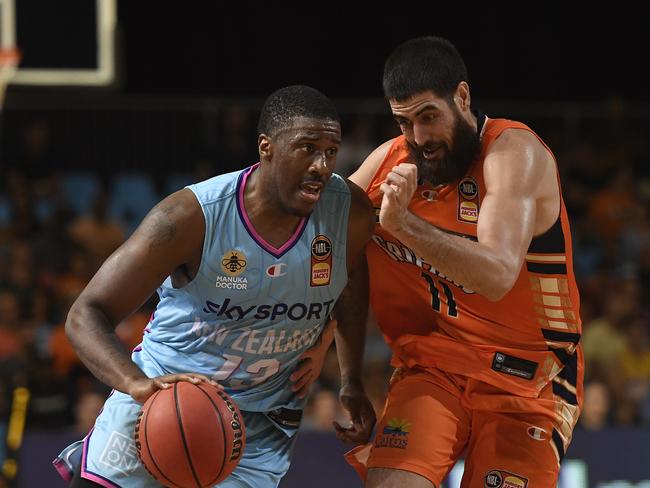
[266,263,287,277]
[527,426,548,441]
[421,189,437,201]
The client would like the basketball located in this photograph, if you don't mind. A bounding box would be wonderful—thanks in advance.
[134,381,245,488]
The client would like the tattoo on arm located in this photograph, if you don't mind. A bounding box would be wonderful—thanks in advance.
[144,202,178,250]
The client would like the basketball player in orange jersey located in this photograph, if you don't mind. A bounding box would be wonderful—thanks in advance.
[335,36,583,487]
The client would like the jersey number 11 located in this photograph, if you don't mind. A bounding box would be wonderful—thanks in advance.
[421,272,458,318]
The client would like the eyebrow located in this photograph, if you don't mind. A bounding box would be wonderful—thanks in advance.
[414,104,439,116]
[393,103,440,118]
[292,133,341,144]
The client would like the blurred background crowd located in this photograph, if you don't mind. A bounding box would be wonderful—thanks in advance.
[1,94,649,453]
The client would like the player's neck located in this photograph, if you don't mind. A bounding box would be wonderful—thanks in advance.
[243,169,304,247]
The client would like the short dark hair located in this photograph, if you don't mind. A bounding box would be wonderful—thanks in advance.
[257,85,340,137]
[383,36,468,101]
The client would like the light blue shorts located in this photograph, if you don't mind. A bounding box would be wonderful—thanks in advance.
[53,389,296,488]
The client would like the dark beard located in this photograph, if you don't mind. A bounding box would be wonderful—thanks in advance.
[407,112,481,186]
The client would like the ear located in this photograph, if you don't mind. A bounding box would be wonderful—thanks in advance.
[454,82,471,112]
[258,134,272,160]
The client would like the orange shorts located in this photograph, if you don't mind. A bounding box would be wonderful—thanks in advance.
[346,367,578,487]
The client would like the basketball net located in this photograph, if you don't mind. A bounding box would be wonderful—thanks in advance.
[0,47,20,110]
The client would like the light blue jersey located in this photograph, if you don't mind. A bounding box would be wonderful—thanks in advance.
[139,163,350,412]
[54,164,352,488]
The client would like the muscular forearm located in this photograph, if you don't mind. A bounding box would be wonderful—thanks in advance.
[333,260,369,386]
[66,301,147,394]
[392,212,516,300]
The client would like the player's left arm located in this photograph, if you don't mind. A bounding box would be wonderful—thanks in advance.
[334,180,374,386]
[332,180,376,443]
[380,129,556,301]
[290,180,375,405]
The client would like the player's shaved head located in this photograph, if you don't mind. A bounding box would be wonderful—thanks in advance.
[257,85,340,137]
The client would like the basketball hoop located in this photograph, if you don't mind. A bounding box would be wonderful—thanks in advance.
[0,47,20,109]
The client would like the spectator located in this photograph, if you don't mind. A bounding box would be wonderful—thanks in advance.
[588,166,643,246]
[610,317,650,425]
[336,118,375,177]
[68,191,125,273]
[582,278,639,380]
[0,289,23,363]
[579,381,612,430]
[214,103,258,173]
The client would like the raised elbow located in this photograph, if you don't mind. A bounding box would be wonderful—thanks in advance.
[65,298,100,341]
[64,301,84,340]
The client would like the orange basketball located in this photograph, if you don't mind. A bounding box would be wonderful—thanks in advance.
[135,381,245,488]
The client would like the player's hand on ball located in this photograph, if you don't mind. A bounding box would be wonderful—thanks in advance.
[128,373,221,404]
[334,382,376,444]
[290,318,337,399]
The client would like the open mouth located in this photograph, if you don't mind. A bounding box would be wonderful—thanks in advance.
[298,181,323,203]
[422,146,443,160]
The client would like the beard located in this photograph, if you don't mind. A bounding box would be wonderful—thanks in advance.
[407,110,481,186]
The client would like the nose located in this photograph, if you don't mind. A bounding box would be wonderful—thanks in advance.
[310,152,333,176]
[413,122,433,148]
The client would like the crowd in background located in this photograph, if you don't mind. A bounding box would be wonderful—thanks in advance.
[1,97,649,458]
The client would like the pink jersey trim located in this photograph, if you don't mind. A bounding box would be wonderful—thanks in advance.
[236,163,308,258]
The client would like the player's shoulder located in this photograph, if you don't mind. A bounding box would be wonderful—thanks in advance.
[369,136,402,160]
[188,168,245,205]
[486,124,555,168]
[486,121,550,157]
[349,137,402,190]
[494,125,542,145]
[344,178,374,242]
[483,126,556,193]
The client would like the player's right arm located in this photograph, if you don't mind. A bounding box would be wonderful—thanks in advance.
[348,138,394,191]
[65,188,216,403]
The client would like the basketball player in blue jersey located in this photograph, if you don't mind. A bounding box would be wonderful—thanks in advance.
[53,85,376,488]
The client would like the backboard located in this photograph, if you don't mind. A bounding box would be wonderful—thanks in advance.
[0,0,116,86]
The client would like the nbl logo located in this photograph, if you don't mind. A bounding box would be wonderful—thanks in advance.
[484,469,528,487]
[311,235,331,260]
[310,235,332,286]
[459,177,478,199]
[485,471,503,488]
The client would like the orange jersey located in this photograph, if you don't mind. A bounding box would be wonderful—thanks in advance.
[366,117,583,400]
